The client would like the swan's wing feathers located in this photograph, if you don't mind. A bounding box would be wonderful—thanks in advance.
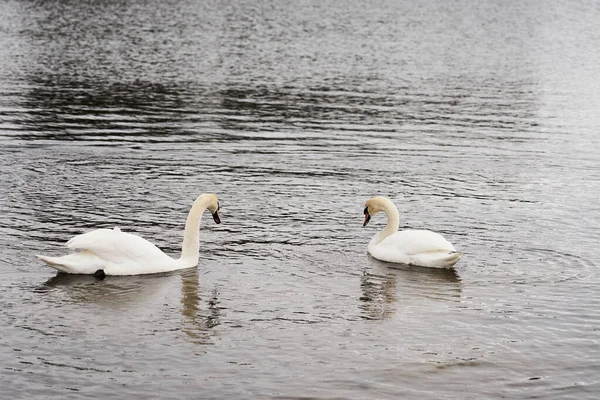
[67,228,119,251]
[66,228,168,264]
[380,230,456,255]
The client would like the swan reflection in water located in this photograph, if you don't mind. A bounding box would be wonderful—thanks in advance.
[39,268,222,345]
[359,257,462,320]
[39,272,168,306]
[179,268,222,345]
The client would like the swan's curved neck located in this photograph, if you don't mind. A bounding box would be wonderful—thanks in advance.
[372,197,400,245]
[180,196,211,264]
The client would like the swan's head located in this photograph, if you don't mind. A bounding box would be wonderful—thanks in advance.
[363,197,386,227]
[198,194,221,224]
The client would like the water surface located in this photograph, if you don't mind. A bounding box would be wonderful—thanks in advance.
[1,0,599,398]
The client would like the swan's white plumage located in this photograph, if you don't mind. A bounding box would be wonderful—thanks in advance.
[364,197,462,269]
[66,228,173,264]
[37,194,220,276]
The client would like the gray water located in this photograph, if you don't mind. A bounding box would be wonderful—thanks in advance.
[1,0,599,398]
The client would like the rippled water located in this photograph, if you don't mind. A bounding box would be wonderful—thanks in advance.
[1,0,599,398]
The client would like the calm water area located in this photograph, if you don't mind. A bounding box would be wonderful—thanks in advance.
[1,0,599,398]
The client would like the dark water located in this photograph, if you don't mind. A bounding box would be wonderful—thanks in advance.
[1,0,599,398]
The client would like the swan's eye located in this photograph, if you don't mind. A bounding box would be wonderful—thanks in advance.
[364,206,369,215]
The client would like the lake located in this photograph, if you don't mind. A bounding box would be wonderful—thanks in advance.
[0,0,599,398]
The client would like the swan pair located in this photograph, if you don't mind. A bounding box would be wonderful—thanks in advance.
[37,194,461,277]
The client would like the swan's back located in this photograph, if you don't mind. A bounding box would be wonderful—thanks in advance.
[67,228,172,265]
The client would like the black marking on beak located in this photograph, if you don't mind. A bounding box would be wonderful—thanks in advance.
[363,206,371,227]
[212,210,221,224]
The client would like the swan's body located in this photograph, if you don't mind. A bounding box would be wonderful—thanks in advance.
[37,194,221,276]
[363,196,462,269]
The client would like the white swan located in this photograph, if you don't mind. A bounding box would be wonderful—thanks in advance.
[37,194,221,277]
[363,196,462,269]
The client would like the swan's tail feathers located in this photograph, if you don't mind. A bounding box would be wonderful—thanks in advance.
[409,250,463,269]
[440,251,463,268]
[36,254,73,273]
[36,252,103,274]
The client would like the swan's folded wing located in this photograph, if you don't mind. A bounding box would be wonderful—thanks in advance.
[369,242,411,264]
[66,228,169,264]
[381,230,456,255]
